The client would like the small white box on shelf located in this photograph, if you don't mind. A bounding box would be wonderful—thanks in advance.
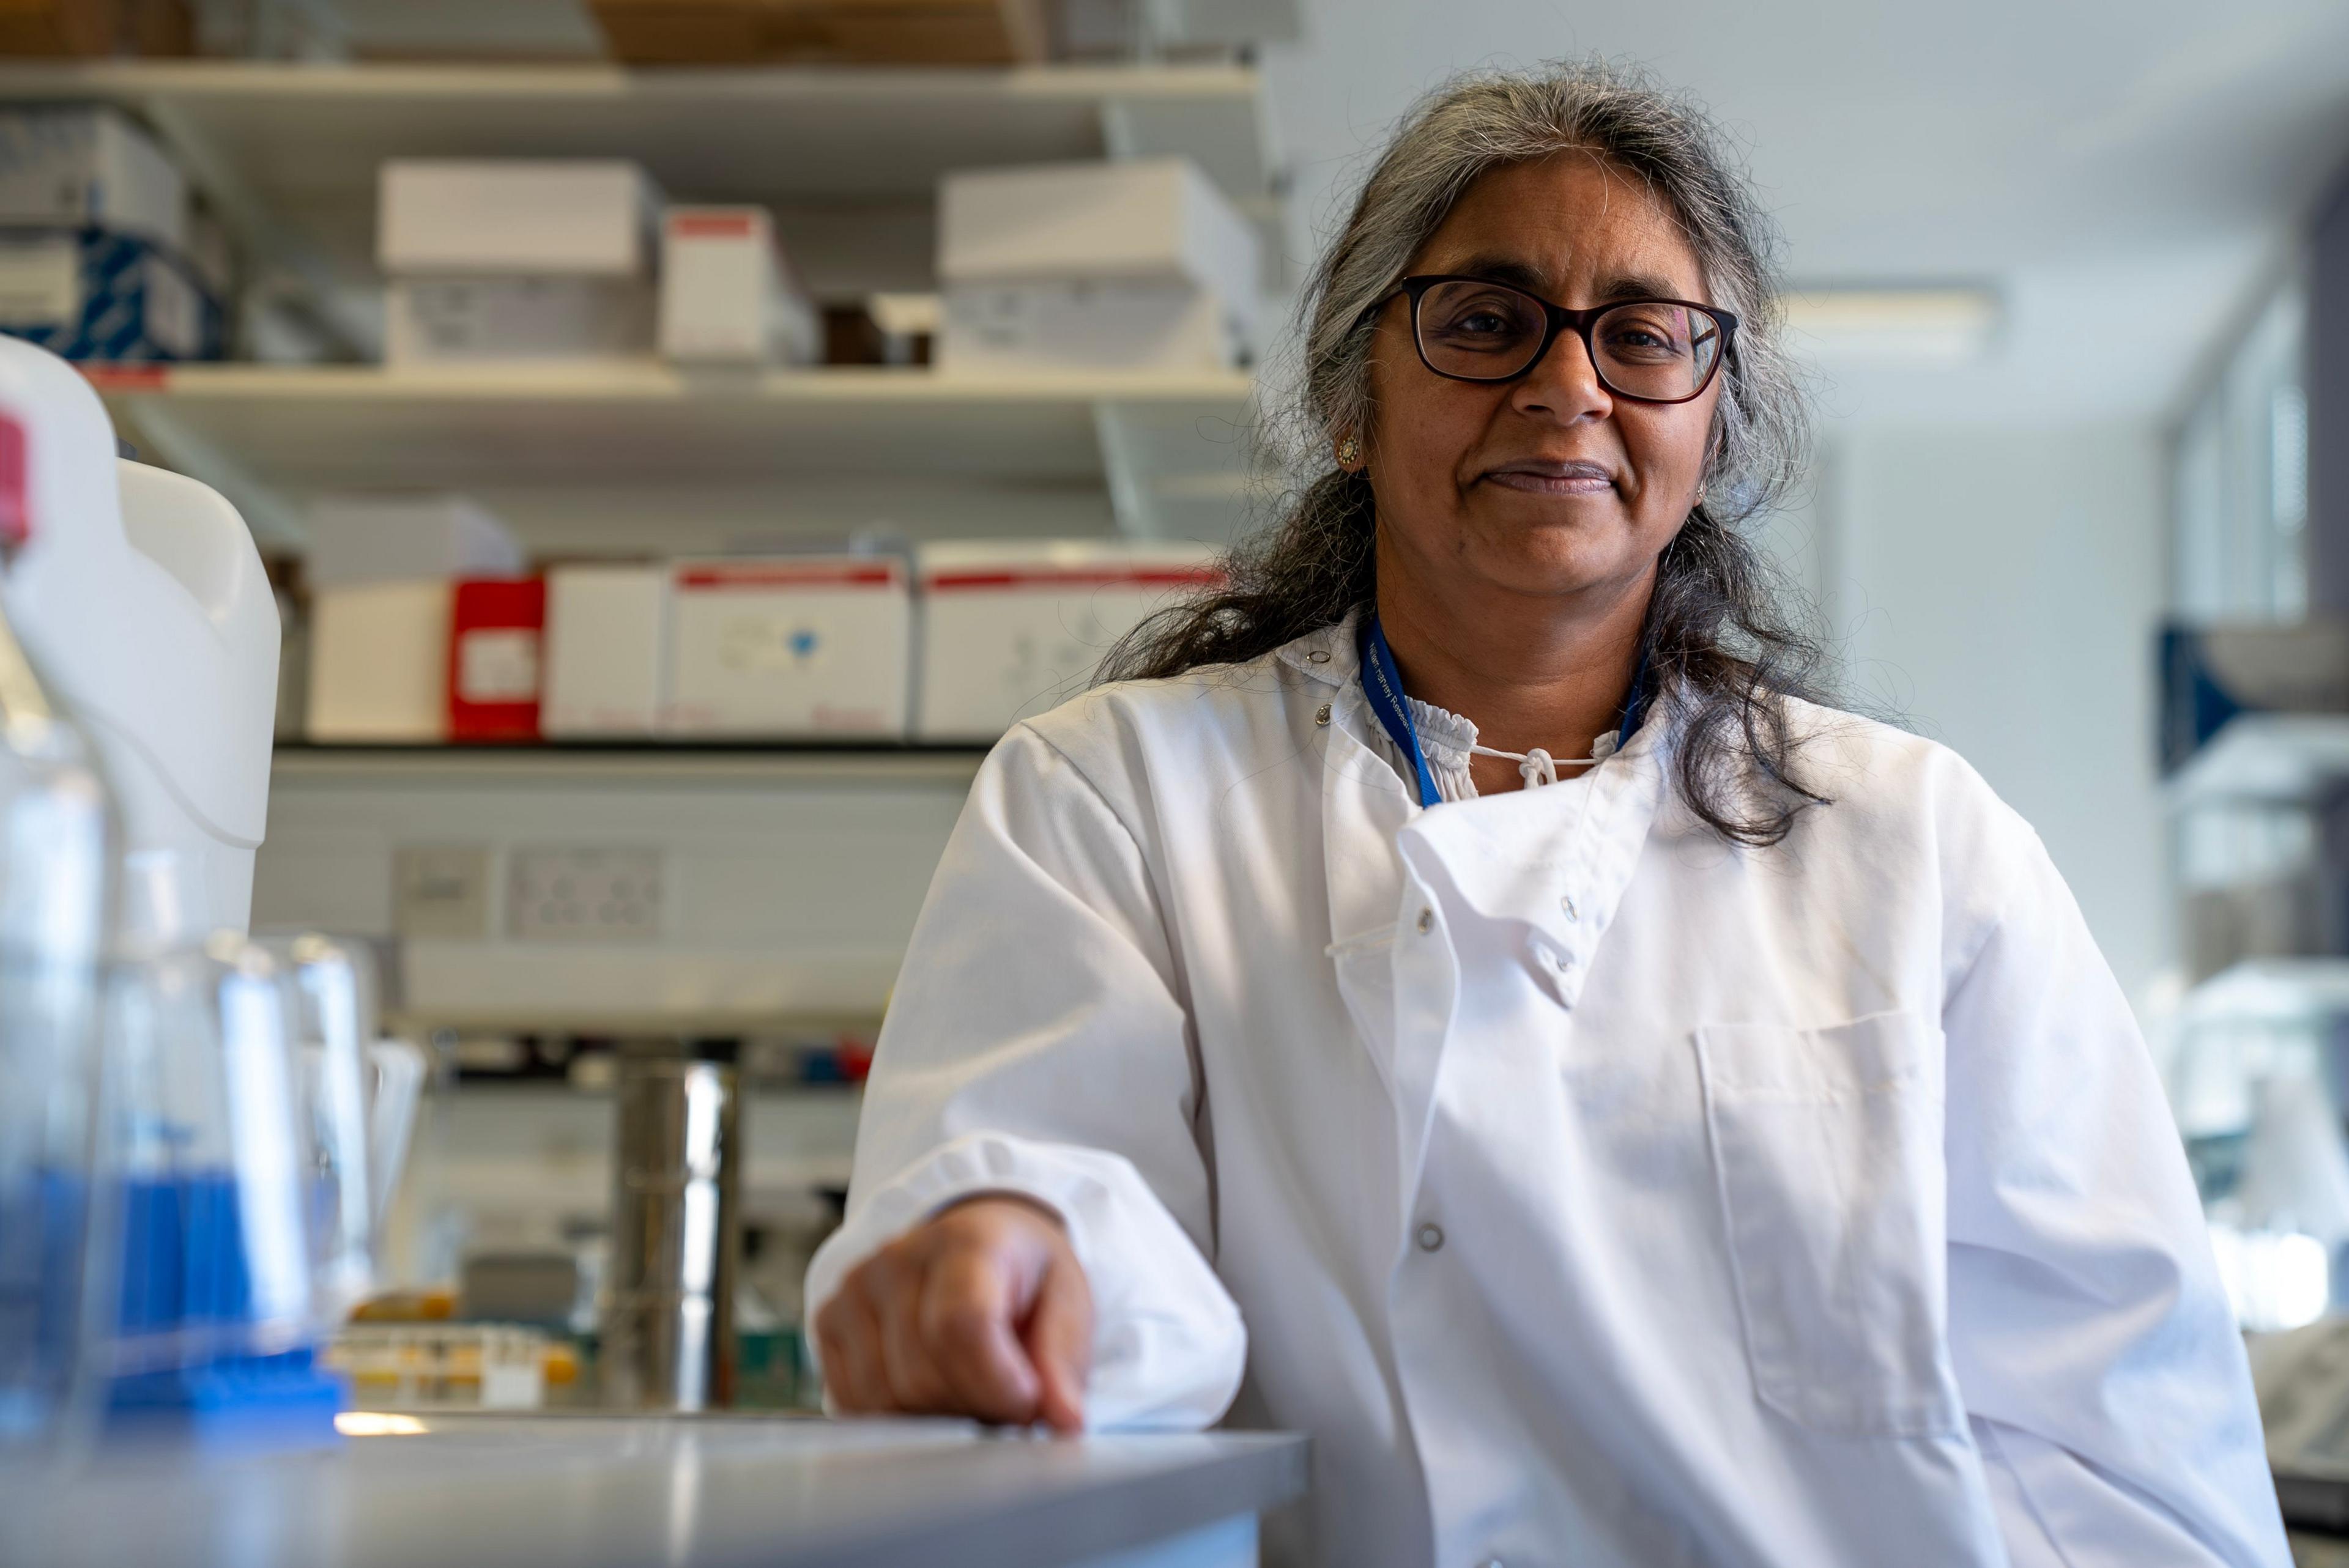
[913,539,1223,741]
[663,557,910,738]
[0,105,187,250]
[936,158,1258,372]
[543,564,670,738]
[306,495,524,590]
[939,280,1235,374]
[378,160,662,276]
[938,158,1256,303]
[306,580,451,743]
[658,207,819,365]
[384,276,655,365]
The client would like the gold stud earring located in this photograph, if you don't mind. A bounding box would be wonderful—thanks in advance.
[1335,435,1362,467]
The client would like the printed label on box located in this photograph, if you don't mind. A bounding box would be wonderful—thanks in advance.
[0,236,80,324]
[457,627,541,703]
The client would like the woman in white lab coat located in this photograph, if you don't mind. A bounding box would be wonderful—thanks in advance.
[806,61,2289,1568]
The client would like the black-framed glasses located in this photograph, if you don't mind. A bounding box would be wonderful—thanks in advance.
[1381,275,1738,404]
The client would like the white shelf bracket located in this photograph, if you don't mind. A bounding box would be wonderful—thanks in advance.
[1093,399,1158,539]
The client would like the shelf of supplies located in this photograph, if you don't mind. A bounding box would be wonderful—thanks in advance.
[2180,958,2349,1028]
[271,740,990,788]
[94,363,1266,539]
[2165,714,2349,813]
[0,58,1280,267]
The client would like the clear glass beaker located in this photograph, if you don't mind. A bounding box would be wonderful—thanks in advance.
[264,933,379,1320]
[0,609,115,1455]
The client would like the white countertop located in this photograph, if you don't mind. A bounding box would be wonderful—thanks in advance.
[0,1412,1308,1568]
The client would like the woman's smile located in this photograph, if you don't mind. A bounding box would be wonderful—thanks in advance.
[1477,457,1616,497]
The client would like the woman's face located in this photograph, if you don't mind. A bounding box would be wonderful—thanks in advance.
[1360,153,1721,609]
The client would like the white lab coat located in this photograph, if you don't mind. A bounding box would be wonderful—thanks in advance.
[807,614,2288,1568]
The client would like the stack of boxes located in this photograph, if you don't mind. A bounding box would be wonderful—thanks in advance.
[0,106,223,363]
[377,160,818,369]
[302,527,1220,747]
[936,157,1260,374]
[379,160,666,366]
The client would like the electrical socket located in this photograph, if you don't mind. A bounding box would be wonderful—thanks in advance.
[507,846,664,943]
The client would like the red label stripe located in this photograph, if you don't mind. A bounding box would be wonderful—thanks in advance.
[925,568,1228,591]
[669,213,760,239]
[675,563,903,590]
[79,366,171,393]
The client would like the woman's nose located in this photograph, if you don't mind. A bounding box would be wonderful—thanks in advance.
[1510,330,1614,424]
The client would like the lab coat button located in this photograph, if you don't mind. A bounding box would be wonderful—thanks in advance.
[1315,703,1332,726]
[1416,1223,1445,1252]
[1561,895,1578,921]
[1308,649,1331,662]
[1416,907,1434,934]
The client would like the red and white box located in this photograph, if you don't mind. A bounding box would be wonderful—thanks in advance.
[447,577,546,742]
[913,540,1223,741]
[662,557,910,738]
[658,207,820,365]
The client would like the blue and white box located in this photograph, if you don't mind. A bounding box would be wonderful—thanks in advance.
[0,227,223,363]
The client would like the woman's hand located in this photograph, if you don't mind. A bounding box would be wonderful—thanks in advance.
[812,1194,1093,1433]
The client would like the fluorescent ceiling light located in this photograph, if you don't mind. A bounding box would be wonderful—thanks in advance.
[1781,286,2000,365]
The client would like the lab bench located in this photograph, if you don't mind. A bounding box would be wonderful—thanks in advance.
[0,1413,1308,1568]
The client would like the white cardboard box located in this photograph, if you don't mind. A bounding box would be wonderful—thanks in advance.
[663,557,910,738]
[0,106,187,250]
[913,539,1223,741]
[542,564,669,738]
[385,276,655,364]
[306,580,451,742]
[378,160,661,276]
[937,158,1258,325]
[306,495,523,589]
[939,278,1237,373]
[658,207,819,365]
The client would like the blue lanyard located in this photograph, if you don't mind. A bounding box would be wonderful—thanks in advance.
[1354,613,1651,809]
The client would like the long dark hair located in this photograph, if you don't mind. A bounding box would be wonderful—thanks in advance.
[1101,61,1830,846]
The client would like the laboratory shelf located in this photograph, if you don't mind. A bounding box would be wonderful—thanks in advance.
[95,363,1267,544]
[0,57,1282,276]
[271,740,991,788]
[2180,958,2349,1028]
[2165,714,2349,813]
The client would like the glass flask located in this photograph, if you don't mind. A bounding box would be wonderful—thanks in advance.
[0,603,115,1455]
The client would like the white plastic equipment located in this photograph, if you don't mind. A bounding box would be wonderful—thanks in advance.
[0,337,279,934]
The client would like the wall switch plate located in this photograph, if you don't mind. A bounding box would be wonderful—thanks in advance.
[395,845,492,939]
[508,846,663,943]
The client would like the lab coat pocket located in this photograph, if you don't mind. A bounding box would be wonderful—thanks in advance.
[1693,1010,1959,1438]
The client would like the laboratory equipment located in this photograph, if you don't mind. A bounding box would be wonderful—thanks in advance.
[0,540,117,1454]
[601,1041,742,1411]
[98,857,342,1449]
[0,333,278,935]
[322,1323,547,1411]
[265,933,384,1318]
[0,333,308,1449]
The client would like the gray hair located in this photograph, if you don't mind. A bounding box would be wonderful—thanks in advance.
[1107,59,1831,846]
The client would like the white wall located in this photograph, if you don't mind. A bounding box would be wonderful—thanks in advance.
[1816,424,2171,1008]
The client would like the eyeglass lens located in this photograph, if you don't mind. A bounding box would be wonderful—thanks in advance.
[1414,279,1723,400]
